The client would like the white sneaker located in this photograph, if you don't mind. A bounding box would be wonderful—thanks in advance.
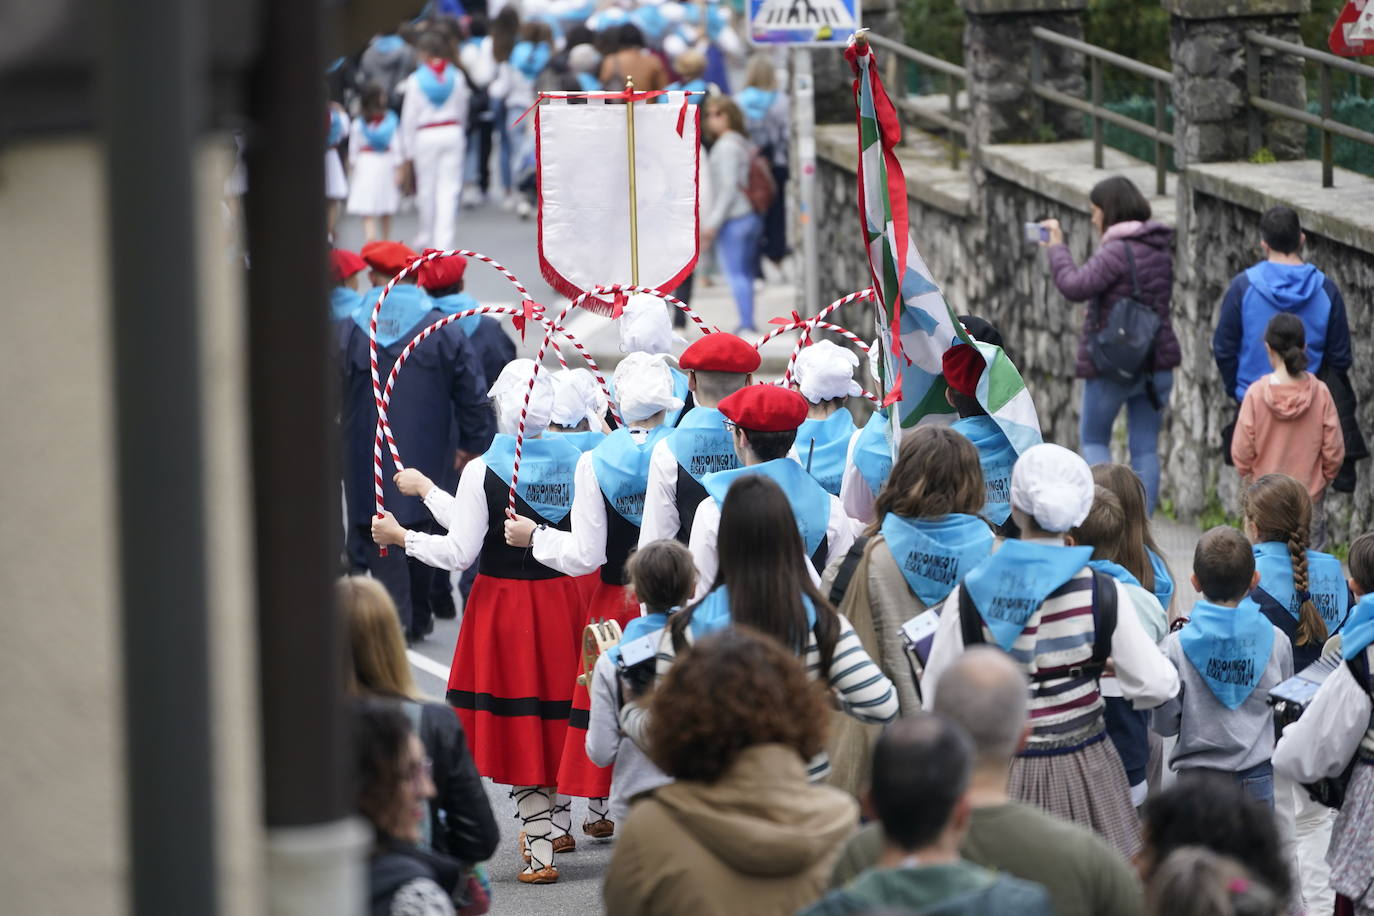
[501,193,518,211]
[461,186,485,208]
[516,198,532,219]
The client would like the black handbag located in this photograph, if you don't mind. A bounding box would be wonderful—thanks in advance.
[1087,243,1162,387]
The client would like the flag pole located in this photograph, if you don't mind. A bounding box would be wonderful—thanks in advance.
[624,76,640,286]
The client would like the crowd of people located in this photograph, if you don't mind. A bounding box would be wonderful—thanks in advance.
[315,26,1374,909]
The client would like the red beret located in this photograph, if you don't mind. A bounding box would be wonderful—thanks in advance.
[718,384,809,432]
[679,332,762,373]
[942,342,987,398]
[329,248,367,284]
[417,249,468,290]
[360,240,420,277]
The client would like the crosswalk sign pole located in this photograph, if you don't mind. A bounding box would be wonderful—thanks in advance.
[793,46,820,319]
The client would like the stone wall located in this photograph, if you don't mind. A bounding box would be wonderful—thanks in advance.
[814,127,1374,548]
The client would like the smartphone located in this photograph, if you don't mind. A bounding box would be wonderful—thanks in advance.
[1023,222,1050,243]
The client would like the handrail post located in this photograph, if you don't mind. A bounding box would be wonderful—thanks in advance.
[1091,55,1103,168]
[1030,38,1044,138]
[1154,81,1167,195]
[1320,62,1334,187]
[1246,35,1262,156]
[949,72,961,169]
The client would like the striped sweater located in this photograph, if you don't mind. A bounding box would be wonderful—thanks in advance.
[624,614,899,781]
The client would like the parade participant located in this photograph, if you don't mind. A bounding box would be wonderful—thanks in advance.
[923,444,1179,857]
[325,102,349,240]
[639,332,758,546]
[372,359,585,884]
[1240,472,1350,912]
[415,251,516,389]
[1153,527,1292,807]
[624,474,897,781]
[340,576,500,866]
[1093,463,1176,615]
[505,353,682,832]
[824,426,994,796]
[688,384,860,595]
[399,31,470,251]
[1273,533,1374,916]
[341,241,493,641]
[330,247,367,321]
[546,368,609,450]
[1068,486,1168,807]
[587,540,696,824]
[660,49,712,102]
[347,84,402,244]
[839,408,893,526]
[942,341,1021,537]
[792,340,861,496]
[617,293,689,425]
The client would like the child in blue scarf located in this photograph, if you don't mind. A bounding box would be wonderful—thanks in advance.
[1273,532,1374,914]
[1153,526,1292,807]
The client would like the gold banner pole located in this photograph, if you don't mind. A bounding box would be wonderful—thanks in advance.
[624,76,640,286]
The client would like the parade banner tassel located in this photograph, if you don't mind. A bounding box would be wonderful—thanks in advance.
[535,89,701,310]
[846,32,972,428]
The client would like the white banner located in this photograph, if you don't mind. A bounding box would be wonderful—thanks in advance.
[536,91,700,303]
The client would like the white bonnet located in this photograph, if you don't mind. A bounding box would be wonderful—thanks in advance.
[1009,443,1095,533]
[619,293,684,356]
[549,368,607,428]
[613,352,684,422]
[794,340,862,404]
[488,358,554,437]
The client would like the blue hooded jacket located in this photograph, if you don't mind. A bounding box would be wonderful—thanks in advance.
[1213,260,1351,401]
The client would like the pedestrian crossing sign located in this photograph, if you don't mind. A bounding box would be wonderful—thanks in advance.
[750,0,859,45]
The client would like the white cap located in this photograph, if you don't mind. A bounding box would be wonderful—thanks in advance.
[619,293,684,356]
[549,368,607,429]
[614,352,684,422]
[1010,443,1095,533]
[488,359,554,437]
[794,340,862,404]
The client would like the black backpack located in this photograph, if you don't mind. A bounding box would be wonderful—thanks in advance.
[1086,243,1161,387]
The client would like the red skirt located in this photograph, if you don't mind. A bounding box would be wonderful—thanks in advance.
[447,573,589,787]
[556,580,639,799]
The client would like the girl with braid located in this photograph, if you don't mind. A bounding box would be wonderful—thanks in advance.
[1242,472,1354,914]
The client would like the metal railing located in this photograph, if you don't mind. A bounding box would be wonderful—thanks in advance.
[1029,27,1174,196]
[1245,31,1374,188]
[866,32,971,170]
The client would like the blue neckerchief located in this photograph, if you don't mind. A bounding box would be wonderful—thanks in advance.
[962,541,1094,651]
[483,434,580,523]
[1148,548,1175,610]
[951,415,1015,526]
[1088,559,1141,588]
[852,411,894,499]
[1342,594,1374,660]
[666,367,689,428]
[373,35,406,54]
[606,611,669,666]
[576,71,601,92]
[551,429,605,453]
[629,3,668,39]
[354,285,436,348]
[511,41,551,82]
[359,111,398,151]
[327,108,347,148]
[689,585,817,640]
[415,62,457,107]
[1179,598,1276,710]
[1253,542,1349,632]
[703,459,831,557]
[880,513,994,607]
[592,426,672,526]
[331,286,361,321]
[737,86,777,123]
[796,411,857,496]
[430,292,481,336]
[667,407,739,481]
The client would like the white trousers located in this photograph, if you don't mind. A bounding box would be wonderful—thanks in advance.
[1276,772,1336,916]
[413,124,464,251]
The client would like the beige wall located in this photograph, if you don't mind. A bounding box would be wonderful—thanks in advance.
[0,137,263,914]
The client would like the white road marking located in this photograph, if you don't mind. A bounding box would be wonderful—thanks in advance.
[407,649,451,683]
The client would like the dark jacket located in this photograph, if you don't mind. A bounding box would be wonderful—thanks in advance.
[1213,261,1352,402]
[802,861,1054,916]
[369,839,461,916]
[414,701,500,863]
[1047,221,1180,379]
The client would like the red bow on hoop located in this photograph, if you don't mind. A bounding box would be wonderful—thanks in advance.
[769,310,806,328]
[513,300,540,341]
[611,289,629,319]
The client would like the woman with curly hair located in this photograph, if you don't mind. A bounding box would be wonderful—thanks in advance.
[602,627,859,916]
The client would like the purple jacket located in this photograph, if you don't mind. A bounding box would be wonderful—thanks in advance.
[1047,220,1181,379]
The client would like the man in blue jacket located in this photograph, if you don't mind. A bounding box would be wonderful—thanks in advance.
[1212,206,1352,403]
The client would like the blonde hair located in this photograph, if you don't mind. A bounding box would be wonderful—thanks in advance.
[338,576,420,700]
[744,54,777,91]
[673,49,707,81]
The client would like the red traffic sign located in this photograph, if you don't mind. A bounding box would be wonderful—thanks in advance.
[1330,0,1374,56]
